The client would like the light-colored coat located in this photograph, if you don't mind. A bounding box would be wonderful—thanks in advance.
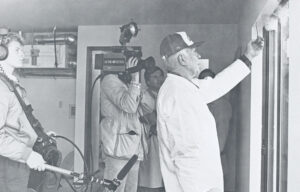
[100,74,147,160]
[0,77,37,163]
[157,60,250,192]
[139,89,164,188]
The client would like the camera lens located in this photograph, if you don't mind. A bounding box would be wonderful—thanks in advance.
[138,56,155,70]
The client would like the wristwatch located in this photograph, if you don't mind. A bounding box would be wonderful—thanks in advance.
[239,54,252,69]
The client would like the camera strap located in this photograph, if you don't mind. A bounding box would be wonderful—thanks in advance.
[0,73,44,136]
[0,72,14,91]
[0,73,33,120]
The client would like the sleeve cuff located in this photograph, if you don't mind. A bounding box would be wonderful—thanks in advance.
[239,55,252,69]
[22,147,33,161]
[129,82,141,89]
[129,82,141,94]
[128,82,142,102]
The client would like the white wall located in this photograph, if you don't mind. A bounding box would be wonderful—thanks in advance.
[19,77,76,160]
[288,1,300,191]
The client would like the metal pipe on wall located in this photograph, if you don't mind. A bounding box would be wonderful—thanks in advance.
[34,34,77,44]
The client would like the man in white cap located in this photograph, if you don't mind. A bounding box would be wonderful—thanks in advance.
[156,31,264,192]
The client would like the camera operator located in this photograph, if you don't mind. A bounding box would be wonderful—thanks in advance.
[0,31,46,192]
[100,57,148,192]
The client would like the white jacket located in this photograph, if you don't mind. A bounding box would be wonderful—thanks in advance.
[100,74,147,160]
[156,59,250,192]
[0,75,37,163]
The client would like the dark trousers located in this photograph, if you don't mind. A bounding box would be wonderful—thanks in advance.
[0,155,30,192]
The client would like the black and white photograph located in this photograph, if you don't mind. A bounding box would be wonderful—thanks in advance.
[0,0,298,192]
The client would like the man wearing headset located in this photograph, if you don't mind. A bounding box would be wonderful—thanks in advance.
[0,30,46,191]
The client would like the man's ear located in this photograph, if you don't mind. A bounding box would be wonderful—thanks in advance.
[177,53,186,66]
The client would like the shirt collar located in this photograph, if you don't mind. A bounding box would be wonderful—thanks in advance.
[167,73,199,89]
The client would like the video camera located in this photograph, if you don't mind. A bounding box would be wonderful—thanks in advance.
[95,46,155,73]
[95,21,155,75]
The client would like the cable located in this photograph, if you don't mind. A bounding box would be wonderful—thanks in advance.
[91,73,103,99]
[54,135,90,191]
[61,175,78,192]
[54,135,88,173]
[90,74,102,164]
[89,74,103,168]
[54,74,103,192]
[88,73,103,192]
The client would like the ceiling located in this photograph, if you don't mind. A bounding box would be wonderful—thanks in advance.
[0,0,244,32]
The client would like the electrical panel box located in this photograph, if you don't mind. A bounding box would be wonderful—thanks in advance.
[22,44,76,68]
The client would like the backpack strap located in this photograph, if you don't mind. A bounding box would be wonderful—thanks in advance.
[0,73,14,92]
